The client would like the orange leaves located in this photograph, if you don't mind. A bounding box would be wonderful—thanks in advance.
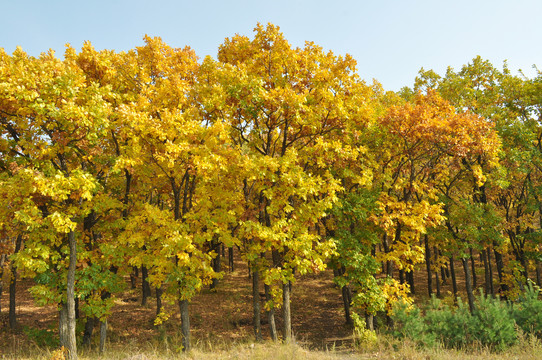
[384,91,499,163]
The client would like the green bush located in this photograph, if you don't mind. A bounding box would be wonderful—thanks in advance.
[471,291,517,350]
[510,282,542,338]
[390,300,433,347]
[391,291,518,350]
[424,296,472,348]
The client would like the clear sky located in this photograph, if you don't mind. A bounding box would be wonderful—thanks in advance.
[1,0,540,91]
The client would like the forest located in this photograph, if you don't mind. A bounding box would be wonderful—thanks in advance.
[1,23,541,359]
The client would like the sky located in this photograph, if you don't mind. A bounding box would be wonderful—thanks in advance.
[1,0,540,91]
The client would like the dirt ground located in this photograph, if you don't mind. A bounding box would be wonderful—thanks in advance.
[0,247,481,354]
[0,249,354,353]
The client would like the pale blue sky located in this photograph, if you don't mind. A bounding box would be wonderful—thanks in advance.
[1,0,540,91]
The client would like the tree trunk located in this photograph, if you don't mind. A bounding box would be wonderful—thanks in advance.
[442,250,451,285]
[385,261,393,277]
[130,267,138,289]
[252,269,262,341]
[265,284,277,341]
[481,249,491,295]
[99,319,107,354]
[470,248,477,289]
[462,257,476,313]
[82,316,95,347]
[156,286,163,317]
[493,245,508,294]
[435,267,441,298]
[449,255,458,297]
[337,266,352,325]
[365,312,374,331]
[229,247,234,272]
[487,248,494,296]
[282,282,292,342]
[179,299,191,352]
[59,303,69,348]
[382,233,394,277]
[520,251,529,282]
[9,234,23,329]
[424,236,432,296]
[440,266,450,285]
[398,269,405,284]
[66,230,78,360]
[211,242,222,290]
[406,270,415,294]
[341,283,352,325]
[141,266,151,306]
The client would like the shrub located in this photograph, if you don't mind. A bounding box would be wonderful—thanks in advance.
[471,291,517,350]
[389,300,432,347]
[391,292,518,350]
[510,282,542,338]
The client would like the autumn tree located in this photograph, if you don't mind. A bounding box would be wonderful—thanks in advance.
[0,45,117,359]
[415,58,542,297]
[218,23,367,341]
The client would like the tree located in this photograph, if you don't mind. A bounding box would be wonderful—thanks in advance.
[218,23,363,341]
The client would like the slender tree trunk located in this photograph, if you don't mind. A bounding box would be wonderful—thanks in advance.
[282,282,292,342]
[433,246,450,285]
[382,233,394,277]
[482,249,491,295]
[141,266,151,306]
[462,257,476,313]
[487,248,494,295]
[229,247,234,272]
[66,230,78,360]
[337,266,352,325]
[493,245,507,294]
[398,269,405,284]
[470,248,477,289]
[441,266,447,285]
[8,268,17,329]
[407,270,415,294]
[156,286,163,317]
[9,235,23,329]
[365,312,374,331]
[440,250,449,284]
[386,261,394,277]
[211,241,221,290]
[341,284,352,325]
[99,319,107,354]
[435,267,441,298]
[449,255,458,297]
[82,316,95,347]
[425,236,432,296]
[520,251,529,282]
[179,300,191,352]
[252,269,262,341]
[130,267,138,289]
[264,284,277,341]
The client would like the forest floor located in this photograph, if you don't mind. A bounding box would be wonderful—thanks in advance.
[1,250,353,356]
[1,249,540,359]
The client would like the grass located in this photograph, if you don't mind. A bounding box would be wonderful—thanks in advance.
[2,258,542,359]
[3,331,542,360]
